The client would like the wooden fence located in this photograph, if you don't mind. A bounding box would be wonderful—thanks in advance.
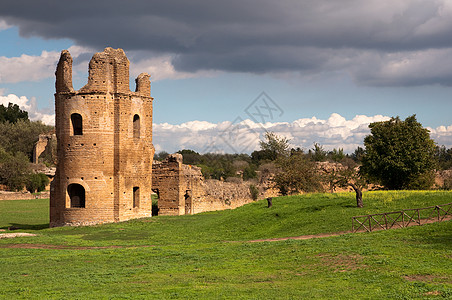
[352,202,452,233]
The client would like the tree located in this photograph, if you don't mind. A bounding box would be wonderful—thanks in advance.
[154,151,169,161]
[434,145,452,170]
[0,149,31,191]
[259,131,290,160]
[0,119,53,160]
[273,152,323,195]
[350,146,365,163]
[26,173,49,193]
[361,115,436,190]
[337,159,367,208]
[329,148,345,162]
[309,143,327,162]
[0,103,29,123]
[319,158,366,207]
[177,149,201,165]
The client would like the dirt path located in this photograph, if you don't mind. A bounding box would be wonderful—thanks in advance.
[1,217,449,247]
[0,243,153,250]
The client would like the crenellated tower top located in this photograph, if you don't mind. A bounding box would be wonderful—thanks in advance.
[55,47,150,97]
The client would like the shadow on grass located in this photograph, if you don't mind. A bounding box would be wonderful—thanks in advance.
[1,223,49,231]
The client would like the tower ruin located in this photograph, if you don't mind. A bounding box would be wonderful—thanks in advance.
[50,47,155,227]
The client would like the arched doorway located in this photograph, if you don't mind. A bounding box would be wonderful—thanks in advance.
[68,183,85,208]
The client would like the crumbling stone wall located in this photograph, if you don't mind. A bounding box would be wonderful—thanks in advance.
[152,154,258,215]
[50,48,155,227]
[33,132,57,164]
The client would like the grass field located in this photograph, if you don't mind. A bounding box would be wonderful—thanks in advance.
[0,191,451,299]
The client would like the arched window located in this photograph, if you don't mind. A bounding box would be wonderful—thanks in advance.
[133,186,140,208]
[71,113,83,135]
[68,183,85,208]
[133,114,140,139]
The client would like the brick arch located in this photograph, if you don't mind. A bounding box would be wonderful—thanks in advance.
[65,179,90,209]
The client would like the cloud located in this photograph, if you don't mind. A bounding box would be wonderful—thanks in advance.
[0,45,101,84]
[153,113,452,154]
[0,93,54,125]
[0,51,59,83]
[0,19,11,31]
[1,0,452,86]
[129,55,219,81]
[428,125,452,148]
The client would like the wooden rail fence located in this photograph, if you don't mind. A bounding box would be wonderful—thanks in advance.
[352,202,452,233]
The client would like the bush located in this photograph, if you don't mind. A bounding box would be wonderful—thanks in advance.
[26,173,49,193]
[442,171,452,190]
[249,184,259,201]
[0,150,31,191]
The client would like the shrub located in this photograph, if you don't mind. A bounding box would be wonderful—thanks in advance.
[249,184,259,201]
[26,173,49,193]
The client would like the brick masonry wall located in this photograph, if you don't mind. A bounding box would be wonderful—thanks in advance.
[50,48,154,227]
[152,154,266,216]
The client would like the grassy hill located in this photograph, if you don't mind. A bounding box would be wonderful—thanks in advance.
[0,191,451,299]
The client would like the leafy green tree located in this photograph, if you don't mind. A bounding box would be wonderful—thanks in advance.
[177,149,201,165]
[0,119,53,160]
[154,151,169,161]
[434,145,452,170]
[361,115,436,190]
[251,149,276,164]
[0,103,29,123]
[259,131,290,160]
[242,164,257,180]
[351,146,365,163]
[309,143,328,162]
[329,148,345,162]
[273,152,323,195]
[0,149,31,191]
[26,173,49,193]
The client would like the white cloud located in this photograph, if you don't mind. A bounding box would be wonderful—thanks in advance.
[0,46,95,85]
[154,113,452,154]
[129,54,219,81]
[152,113,390,154]
[427,125,452,147]
[0,19,11,31]
[0,51,60,83]
[0,93,54,125]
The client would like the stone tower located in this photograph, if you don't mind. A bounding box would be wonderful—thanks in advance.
[50,47,155,227]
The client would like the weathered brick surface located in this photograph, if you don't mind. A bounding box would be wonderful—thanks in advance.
[33,132,56,164]
[152,154,258,215]
[50,48,155,227]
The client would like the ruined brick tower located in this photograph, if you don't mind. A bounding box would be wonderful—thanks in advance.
[50,47,155,227]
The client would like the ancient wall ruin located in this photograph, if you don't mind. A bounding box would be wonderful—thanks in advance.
[50,48,155,227]
[33,132,56,164]
[152,154,260,215]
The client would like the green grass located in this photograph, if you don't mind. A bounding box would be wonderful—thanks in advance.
[0,191,451,299]
[0,199,49,230]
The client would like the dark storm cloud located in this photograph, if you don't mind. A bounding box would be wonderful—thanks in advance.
[1,0,452,86]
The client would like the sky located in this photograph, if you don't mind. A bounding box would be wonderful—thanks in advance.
[0,0,451,154]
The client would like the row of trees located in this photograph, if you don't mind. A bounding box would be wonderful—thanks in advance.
[0,103,52,192]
